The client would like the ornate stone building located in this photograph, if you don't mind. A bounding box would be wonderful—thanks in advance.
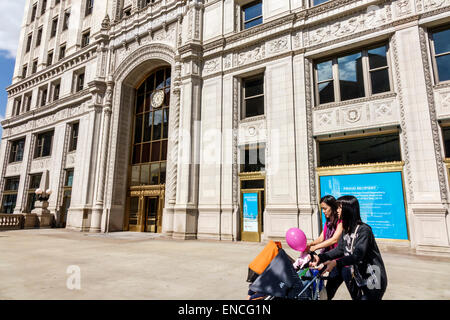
[1,0,450,255]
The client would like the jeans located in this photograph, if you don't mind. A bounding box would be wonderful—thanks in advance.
[326,265,385,300]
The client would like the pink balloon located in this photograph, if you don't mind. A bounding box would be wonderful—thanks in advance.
[285,227,307,252]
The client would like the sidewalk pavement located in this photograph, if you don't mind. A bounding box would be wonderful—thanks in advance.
[1,229,449,300]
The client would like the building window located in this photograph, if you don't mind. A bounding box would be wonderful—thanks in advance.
[69,122,79,152]
[65,169,74,187]
[13,97,22,116]
[314,44,391,105]
[317,133,401,167]
[240,143,265,173]
[131,67,170,186]
[430,26,450,83]
[74,71,85,92]
[59,44,66,60]
[312,0,329,6]
[9,138,26,163]
[124,6,131,17]
[81,30,90,48]
[39,86,48,107]
[242,0,263,30]
[30,3,37,22]
[22,64,28,78]
[32,59,38,74]
[26,173,42,213]
[41,0,47,15]
[2,177,20,214]
[34,130,54,158]
[24,93,32,112]
[52,81,60,101]
[26,33,32,52]
[85,0,94,16]
[63,10,70,30]
[55,0,61,5]
[47,51,53,67]
[242,74,264,119]
[36,27,43,47]
[51,18,58,38]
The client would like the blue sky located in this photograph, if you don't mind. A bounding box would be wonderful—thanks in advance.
[0,0,27,139]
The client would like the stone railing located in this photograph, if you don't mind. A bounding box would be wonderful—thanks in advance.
[0,214,24,230]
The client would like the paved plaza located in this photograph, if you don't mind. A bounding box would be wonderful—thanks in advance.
[1,229,449,300]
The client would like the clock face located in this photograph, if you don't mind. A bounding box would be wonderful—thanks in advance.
[151,90,165,108]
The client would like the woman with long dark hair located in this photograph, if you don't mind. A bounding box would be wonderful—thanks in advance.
[311,195,388,300]
[307,195,343,299]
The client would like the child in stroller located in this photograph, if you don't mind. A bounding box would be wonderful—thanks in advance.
[246,239,328,300]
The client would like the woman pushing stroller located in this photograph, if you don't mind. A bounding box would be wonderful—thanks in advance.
[310,195,388,300]
[306,195,343,300]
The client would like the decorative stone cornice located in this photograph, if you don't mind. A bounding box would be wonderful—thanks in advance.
[7,45,98,97]
[1,88,91,130]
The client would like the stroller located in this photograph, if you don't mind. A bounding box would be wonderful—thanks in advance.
[247,240,328,300]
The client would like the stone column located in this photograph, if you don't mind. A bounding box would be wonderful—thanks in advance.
[393,26,449,255]
[91,80,114,232]
[162,62,182,236]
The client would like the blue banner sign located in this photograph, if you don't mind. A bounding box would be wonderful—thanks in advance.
[243,193,258,232]
[320,171,408,240]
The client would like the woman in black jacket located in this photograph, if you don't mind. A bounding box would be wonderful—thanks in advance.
[310,195,388,300]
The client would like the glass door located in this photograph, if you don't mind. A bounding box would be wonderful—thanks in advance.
[144,196,159,233]
[241,190,262,242]
[128,196,141,232]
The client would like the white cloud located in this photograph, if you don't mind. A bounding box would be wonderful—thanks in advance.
[0,0,27,59]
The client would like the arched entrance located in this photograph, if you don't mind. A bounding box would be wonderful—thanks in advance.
[125,66,171,232]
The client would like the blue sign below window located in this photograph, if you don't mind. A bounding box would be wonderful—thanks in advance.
[320,171,408,240]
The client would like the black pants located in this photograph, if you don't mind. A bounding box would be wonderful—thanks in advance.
[326,266,384,300]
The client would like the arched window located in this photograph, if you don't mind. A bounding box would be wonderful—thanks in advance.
[130,67,171,186]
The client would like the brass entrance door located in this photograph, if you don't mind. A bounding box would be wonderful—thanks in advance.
[144,196,159,232]
[240,174,265,242]
[126,189,164,233]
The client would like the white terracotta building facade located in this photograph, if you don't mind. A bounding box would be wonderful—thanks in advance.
[1,0,450,256]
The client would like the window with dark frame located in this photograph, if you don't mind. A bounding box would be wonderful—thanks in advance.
[26,173,42,213]
[24,93,32,112]
[39,87,48,107]
[9,138,26,163]
[59,44,66,60]
[69,122,79,152]
[430,26,450,83]
[51,18,58,38]
[242,74,264,119]
[36,27,43,47]
[32,59,38,74]
[34,130,54,159]
[242,0,263,30]
[47,51,53,66]
[81,30,90,48]
[52,82,60,101]
[85,0,94,16]
[26,33,32,52]
[41,0,47,15]
[441,126,450,158]
[30,3,37,22]
[75,72,85,92]
[2,176,20,214]
[13,97,22,116]
[63,10,70,30]
[131,67,170,187]
[314,44,391,105]
[22,64,28,78]
[317,133,402,167]
[240,143,266,173]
